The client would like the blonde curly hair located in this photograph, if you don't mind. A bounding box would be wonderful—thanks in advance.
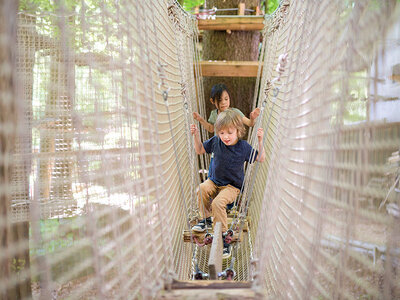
[214,109,246,138]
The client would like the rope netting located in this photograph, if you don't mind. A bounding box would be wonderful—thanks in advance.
[0,0,399,299]
[250,1,400,298]
[3,0,203,298]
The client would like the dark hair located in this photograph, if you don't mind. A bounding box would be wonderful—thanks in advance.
[210,83,231,105]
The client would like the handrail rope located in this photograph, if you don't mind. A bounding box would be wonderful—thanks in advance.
[173,21,203,226]
[191,18,209,183]
[188,12,209,180]
[251,21,268,112]
[228,88,278,234]
[186,22,218,277]
[228,54,288,266]
[173,2,211,233]
[163,91,194,235]
[229,76,281,232]
[164,15,195,233]
[168,0,210,276]
[240,51,287,212]
[196,43,277,239]
[248,19,281,156]
[245,0,292,229]
[182,95,198,221]
[238,88,279,226]
[187,18,204,218]
[162,1,207,280]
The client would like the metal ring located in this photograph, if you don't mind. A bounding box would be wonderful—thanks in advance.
[163,90,168,101]
[262,100,267,108]
[183,102,188,110]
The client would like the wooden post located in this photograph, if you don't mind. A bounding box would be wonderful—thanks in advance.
[238,3,245,15]
[208,222,222,279]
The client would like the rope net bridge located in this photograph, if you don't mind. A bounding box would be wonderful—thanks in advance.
[0,0,399,299]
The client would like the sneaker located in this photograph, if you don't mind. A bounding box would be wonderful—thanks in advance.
[192,218,212,232]
[222,243,231,259]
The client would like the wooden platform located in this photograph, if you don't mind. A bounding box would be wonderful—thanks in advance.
[158,280,257,299]
[199,61,261,77]
[197,16,264,31]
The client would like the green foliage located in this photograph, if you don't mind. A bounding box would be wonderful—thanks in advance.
[181,0,204,11]
[19,0,81,12]
[262,0,280,14]
[180,0,280,14]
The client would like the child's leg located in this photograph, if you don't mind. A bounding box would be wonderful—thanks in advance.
[211,185,240,232]
[198,179,218,219]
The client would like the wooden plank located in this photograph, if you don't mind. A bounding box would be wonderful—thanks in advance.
[197,16,264,31]
[159,280,258,299]
[199,61,260,77]
[157,289,256,299]
[157,288,256,299]
[208,222,223,279]
[170,280,252,289]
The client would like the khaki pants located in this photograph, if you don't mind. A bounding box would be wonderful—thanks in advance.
[198,179,240,232]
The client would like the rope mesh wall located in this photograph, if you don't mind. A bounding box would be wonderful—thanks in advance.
[1,0,400,299]
[251,1,400,298]
[2,0,201,298]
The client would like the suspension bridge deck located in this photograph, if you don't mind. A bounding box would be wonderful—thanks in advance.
[157,280,257,299]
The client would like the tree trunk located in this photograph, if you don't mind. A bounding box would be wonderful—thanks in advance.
[202,0,261,138]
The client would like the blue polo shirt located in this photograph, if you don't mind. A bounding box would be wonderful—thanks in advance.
[203,136,258,189]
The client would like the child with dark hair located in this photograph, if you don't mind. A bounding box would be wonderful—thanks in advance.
[193,83,260,133]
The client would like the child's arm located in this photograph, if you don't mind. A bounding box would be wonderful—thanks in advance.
[193,112,214,133]
[242,108,261,127]
[190,124,206,155]
[256,128,265,162]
